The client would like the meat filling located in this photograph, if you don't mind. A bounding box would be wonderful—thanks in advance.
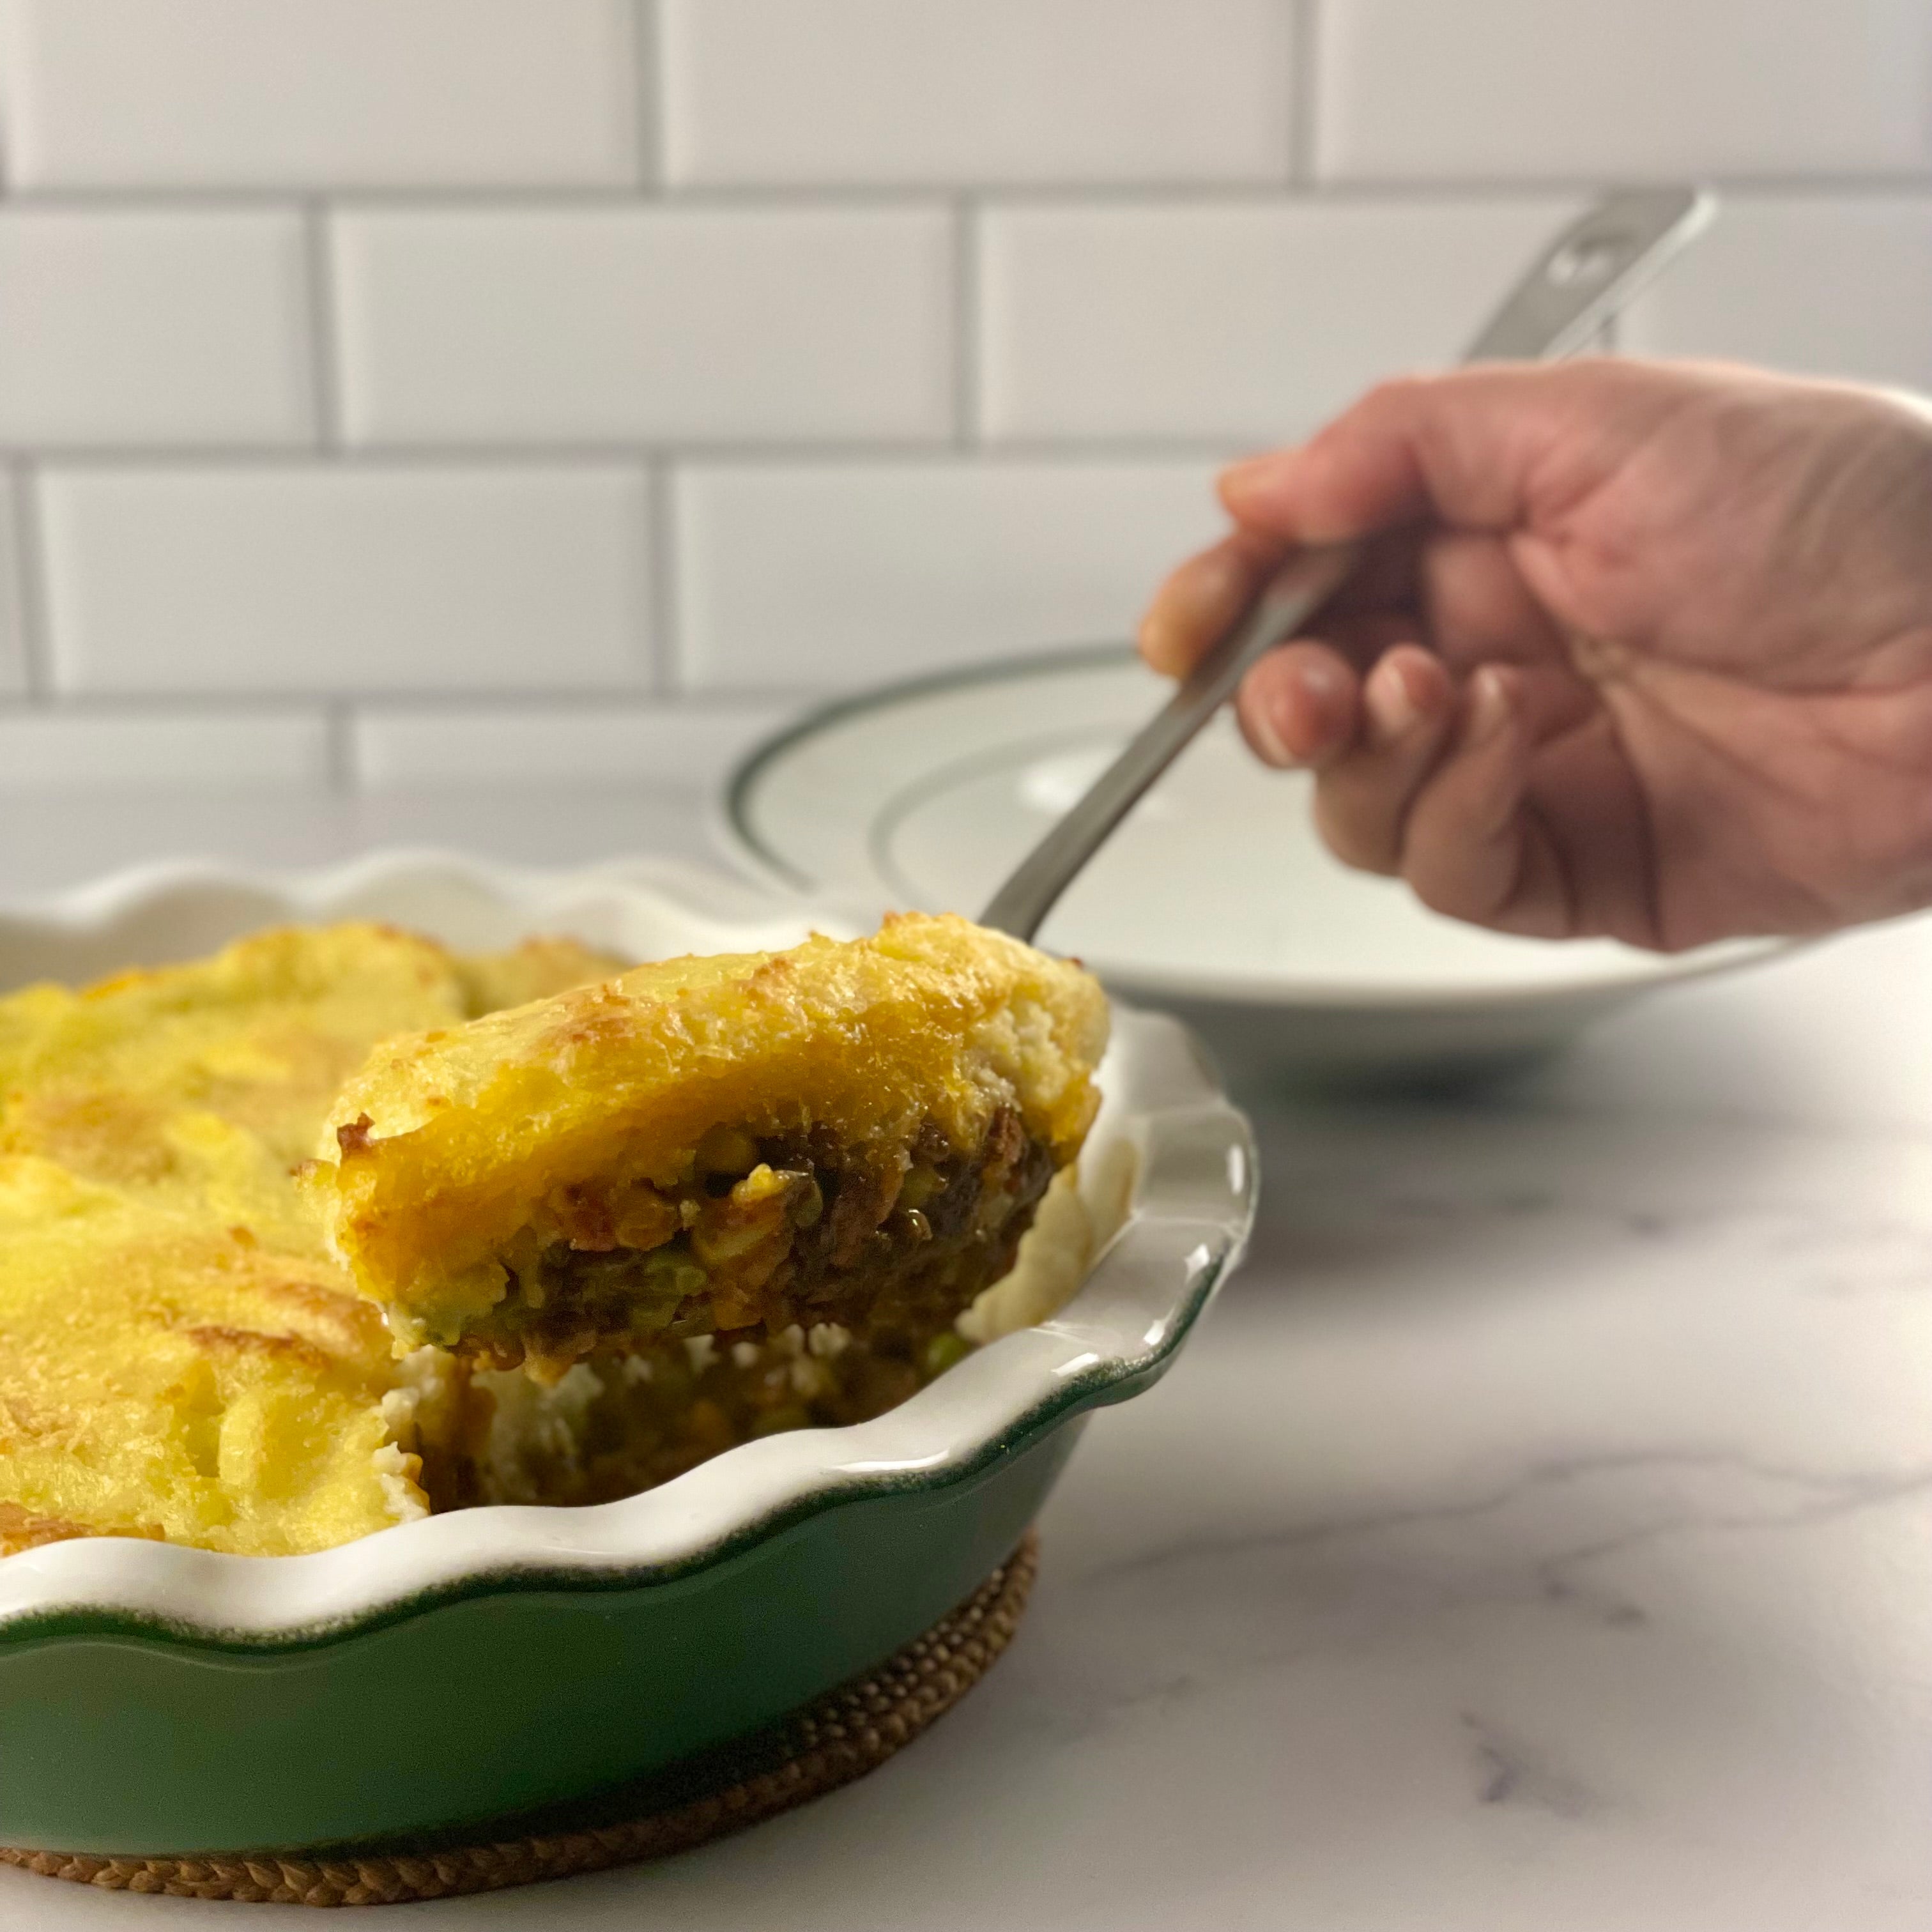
[467,1106,1055,1375]
[418,1319,981,1512]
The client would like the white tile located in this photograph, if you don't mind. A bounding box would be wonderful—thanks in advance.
[352,700,799,789]
[335,208,953,446]
[1317,0,1932,181]
[1622,197,1932,391]
[676,461,1225,690]
[0,476,24,695]
[982,197,1579,443]
[0,708,330,787]
[40,467,653,696]
[0,0,640,188]
[0,211,311,448]
[662,0,1296,185]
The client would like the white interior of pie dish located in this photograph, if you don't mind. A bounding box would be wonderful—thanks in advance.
[0,852,1254,1643]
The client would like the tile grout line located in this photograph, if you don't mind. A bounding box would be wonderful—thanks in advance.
[634,0,666,192]
[6,691,402,717]
[647,456,682,695]
[10,464,54,701]
[0,680,799,710]
[952,196,981,447]
[344,691,792,719]
[1289,0,1321,187]
[1,687,799,710]
[15,437,1248,467]
[323,700,357,792]
[301,198,343,451]
[0,175,1925,208]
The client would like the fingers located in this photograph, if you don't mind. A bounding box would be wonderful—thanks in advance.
[1404,663,1598,935]
[1312,659,1576,936]
[1397,668,1558,934]
[1410,528,1567,670]
[1306,646,1456,871]
[1234,641,1362,769]
[1139,529,1285,677]
[1222,627,1582,935]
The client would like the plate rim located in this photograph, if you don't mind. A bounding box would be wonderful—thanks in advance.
[718,645,1796,1009]
[724,639,1135,891]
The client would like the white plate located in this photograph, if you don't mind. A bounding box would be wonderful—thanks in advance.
[722,647,1787,1085]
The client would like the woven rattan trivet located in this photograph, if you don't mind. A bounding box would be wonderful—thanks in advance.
[3,1529,1038,1909]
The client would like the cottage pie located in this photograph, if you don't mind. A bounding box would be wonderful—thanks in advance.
[0,916,1107,1558]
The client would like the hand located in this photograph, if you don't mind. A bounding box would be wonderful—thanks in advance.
[1139,359,1932,949]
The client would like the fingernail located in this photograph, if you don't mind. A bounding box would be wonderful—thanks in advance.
[1464,668,1513,747]
[1298,656,1344,703]
[1143,552,1239,666]
[1250,695,1294,766]
[1365,657,1420,746]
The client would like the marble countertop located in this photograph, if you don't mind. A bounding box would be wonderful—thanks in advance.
[4,786,1931,1931]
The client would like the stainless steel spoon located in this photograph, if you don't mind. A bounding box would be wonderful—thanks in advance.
[978,186,1713,944]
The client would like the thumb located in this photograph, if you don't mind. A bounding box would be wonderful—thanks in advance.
[1216,360,1639,548]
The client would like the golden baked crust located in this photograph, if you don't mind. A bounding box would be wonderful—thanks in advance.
[0,923,626,1556]
[312,914,1108,1375]
[0,912,1105,1558]
[0,1169,408,1557]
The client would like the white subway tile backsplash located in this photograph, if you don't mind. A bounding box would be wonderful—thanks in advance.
[1622,198,1932,392]
[0,709,330,787]
[1317,0,1932,181]
[0,0,641,188]
[0,211,312,448]
[334,208,954,446]
[0,0,1921,793]
[981,197,1578,443]
[675,461,1225,691]
[352,701,799,789]
[661,0,1296,185]
[40,467,653,696]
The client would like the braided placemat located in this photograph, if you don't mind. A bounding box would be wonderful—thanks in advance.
[3,1529,1038,1909]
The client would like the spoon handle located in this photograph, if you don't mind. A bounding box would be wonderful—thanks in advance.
[979,186,1713,944]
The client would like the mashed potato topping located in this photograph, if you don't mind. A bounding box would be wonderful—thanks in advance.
[0,925,624,1557]
[0,917,1110,1558]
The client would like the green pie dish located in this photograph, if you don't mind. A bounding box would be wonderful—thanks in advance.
[0,855,1255,1858]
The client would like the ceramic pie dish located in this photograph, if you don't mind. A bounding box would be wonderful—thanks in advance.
[0,852,1254,1859]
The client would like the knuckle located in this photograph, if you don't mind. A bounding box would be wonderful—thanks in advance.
[1310,375,1427,460]
[1360,372,1429,416]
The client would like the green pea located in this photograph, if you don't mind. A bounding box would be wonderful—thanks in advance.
[921,1331,973,1379]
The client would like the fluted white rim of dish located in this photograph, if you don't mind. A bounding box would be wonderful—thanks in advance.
[0,852,1254,1644]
